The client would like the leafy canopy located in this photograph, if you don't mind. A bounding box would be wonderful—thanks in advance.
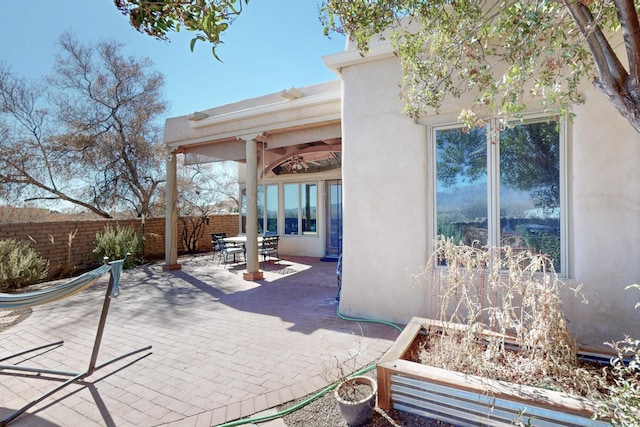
[114,0,249,59]
[321,0,640,133]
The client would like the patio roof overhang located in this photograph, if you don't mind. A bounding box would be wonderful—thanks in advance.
[164,80,342,164]
[163,80,343,279]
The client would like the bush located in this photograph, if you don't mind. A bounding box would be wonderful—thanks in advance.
[595,284,640,425]
[0,239,49,292]
[93,224,142,268]
[598,336,640,425]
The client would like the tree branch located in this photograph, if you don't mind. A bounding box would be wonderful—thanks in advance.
[614,0,640,87]
[563,0,627,89]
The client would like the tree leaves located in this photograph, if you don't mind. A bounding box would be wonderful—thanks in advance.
[322,0,640,132]
[115,0,248,59]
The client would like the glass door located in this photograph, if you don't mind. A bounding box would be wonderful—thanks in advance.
[325,180,342,257]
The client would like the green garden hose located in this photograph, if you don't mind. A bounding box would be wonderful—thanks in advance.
[216,364,375,427]
[215,307,402,426]
[335,306,403,333]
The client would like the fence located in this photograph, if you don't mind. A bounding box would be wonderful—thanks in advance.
[0,215,239,271]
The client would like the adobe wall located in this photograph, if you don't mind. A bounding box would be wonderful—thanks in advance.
[328,38,640,347]
[0,215,239,270]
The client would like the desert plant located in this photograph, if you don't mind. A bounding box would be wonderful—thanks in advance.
[93,224,142,268]
[436,221,465,245]
[38,229,79,279]
[0,239,49,292]
[595,284,640,426]
[597,336,640,426]
[179,214,208,253]
[516,225,561,271]
[416,236,602,397]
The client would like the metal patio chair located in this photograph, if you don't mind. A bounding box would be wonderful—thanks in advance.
[217,237,246,266]
[258,235,280,268]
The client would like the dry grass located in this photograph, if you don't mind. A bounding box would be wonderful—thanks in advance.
[414,236,606,399]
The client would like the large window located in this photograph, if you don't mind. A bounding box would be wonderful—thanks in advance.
[257,184,278,235]
[284,183,317,236]
[434,117,564,272]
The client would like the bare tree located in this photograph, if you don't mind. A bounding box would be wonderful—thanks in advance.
[177,161,239,252]
[0,33,166,217]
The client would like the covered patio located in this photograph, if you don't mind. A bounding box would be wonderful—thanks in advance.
[0,255,398,426]
[164,80,343,280]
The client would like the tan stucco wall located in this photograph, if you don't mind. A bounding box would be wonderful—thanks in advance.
[333,44,640,346]
[339,55,431,324]
[566,87,640,344]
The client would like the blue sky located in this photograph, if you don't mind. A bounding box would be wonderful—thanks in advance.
[0,0,346,118]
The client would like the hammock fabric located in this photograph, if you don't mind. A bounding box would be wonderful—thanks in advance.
[0,261,121,310]
[0,256,150,427]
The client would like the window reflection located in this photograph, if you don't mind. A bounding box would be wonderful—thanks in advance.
[435,119,562,272]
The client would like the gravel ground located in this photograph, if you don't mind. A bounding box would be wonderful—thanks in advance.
[279,371,457,427]
[0,307,32,333]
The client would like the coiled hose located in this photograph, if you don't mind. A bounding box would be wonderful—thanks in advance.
[216,307,402,427]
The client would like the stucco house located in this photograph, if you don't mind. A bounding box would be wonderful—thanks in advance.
[164,37,640,347]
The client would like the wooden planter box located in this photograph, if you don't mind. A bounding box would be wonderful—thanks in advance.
[377,317,610,427]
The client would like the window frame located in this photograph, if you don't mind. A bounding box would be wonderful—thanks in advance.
[429,114,568,275]
[257,184,279,235]
[283,182,318,237]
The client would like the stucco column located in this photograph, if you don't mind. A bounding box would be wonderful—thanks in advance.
[240,134,264,281]
[164,152,181,270]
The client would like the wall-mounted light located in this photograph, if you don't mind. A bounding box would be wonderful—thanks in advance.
[188,111,209,121]
[280,87,304,100]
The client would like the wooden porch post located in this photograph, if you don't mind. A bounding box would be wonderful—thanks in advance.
[164,152,181,270]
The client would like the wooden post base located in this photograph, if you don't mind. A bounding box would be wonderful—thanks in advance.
[243,271,264,281]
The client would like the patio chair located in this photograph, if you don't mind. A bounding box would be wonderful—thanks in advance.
[212,233,226,246]
[259,235,279,268]
[217,238,246,266]
[211,233,227,263]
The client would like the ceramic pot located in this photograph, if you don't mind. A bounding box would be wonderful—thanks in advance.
[334,375,377,426]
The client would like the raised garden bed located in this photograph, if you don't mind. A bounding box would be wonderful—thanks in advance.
[377,317,611,427]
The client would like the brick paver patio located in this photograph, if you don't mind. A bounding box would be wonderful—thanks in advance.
[0,255,400,426]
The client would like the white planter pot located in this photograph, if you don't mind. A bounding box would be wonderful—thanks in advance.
[335,375,377,426]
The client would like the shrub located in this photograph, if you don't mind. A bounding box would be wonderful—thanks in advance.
[93,224,142,268]
[595,284,640,425]
[516,225,561,271]
[0,239,49,292]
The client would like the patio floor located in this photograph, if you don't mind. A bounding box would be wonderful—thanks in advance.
[0,254,400,426]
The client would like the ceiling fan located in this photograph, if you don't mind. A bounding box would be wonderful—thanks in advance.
[281,155,316,173]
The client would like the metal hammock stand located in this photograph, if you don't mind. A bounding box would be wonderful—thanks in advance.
[0,256,152,426]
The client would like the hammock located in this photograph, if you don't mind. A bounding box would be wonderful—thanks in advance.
[0,256,151,426]
[0,264,112,310]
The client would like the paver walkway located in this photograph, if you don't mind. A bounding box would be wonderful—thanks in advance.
[0,255,400,426]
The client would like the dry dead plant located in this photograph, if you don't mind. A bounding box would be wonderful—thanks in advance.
[322,323,374,402]
[416,236,604,398]
[42,230,79,279]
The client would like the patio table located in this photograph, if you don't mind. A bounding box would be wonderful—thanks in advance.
[223,236,263,244]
